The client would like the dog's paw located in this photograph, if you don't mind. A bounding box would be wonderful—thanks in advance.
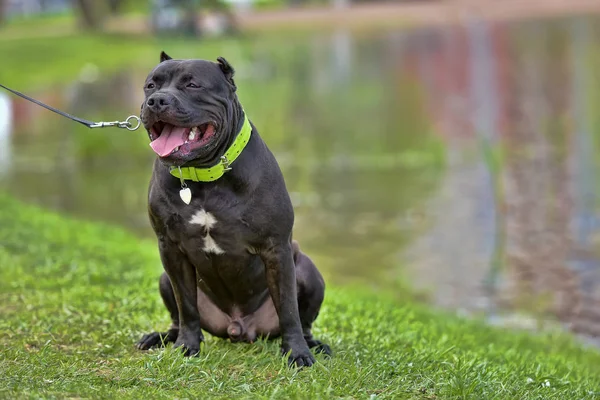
[174,340,201,357]
[306,339,332,357]
[137,329,178,350]
[282,343,316,368]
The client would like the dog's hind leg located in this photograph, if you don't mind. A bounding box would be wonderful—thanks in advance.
[137,273,179,350]
[293,241,332,356]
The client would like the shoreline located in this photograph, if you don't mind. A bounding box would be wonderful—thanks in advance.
[106,0,600,35]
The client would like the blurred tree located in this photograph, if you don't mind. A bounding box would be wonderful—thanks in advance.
[202,0,238,34]
[73,0,103,30]
[0,0,5,25]
[107,0,123,15]
[39,0,49,11]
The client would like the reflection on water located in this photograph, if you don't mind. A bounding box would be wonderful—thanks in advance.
[4,15,600,339]
[399,15,600,338]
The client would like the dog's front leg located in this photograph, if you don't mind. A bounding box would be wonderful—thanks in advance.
[158,237,203,356]
[262,240,315,367]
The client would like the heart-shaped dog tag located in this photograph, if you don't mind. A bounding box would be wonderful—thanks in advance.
[179,188,192,205]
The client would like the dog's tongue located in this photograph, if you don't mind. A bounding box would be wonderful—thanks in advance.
[149,124,188,157]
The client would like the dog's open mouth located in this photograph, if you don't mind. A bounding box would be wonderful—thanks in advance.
[149,122,216,157]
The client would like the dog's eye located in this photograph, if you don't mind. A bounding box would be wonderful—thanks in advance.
[146,83,155,89]
[187,83,200,88]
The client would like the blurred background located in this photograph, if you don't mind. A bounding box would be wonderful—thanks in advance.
[2,0,600,344]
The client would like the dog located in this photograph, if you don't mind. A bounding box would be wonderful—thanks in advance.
[136,52,330,367]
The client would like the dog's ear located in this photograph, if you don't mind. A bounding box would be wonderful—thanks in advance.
[160,51,172,63]
[217,57,236,90]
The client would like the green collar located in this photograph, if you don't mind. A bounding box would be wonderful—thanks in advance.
[169,113,252,182]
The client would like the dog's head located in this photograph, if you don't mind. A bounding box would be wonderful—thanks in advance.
[141,51,240,166]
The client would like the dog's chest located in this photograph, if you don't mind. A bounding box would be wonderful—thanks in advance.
[171,203,248,256]
[185,207,227,254]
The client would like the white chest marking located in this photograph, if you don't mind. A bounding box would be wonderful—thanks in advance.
[189,209,217,229]
[189,209,225,255]
[203,233,225,255]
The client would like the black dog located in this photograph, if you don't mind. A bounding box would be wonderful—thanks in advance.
[136,52,330,367]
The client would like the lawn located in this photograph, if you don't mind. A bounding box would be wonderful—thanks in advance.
[0,32,249,92]
[0,194,599,399]
[0,13,318,94]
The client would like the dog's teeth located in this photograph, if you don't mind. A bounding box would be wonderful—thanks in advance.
[174,146,180,152]
[190,126,200,140]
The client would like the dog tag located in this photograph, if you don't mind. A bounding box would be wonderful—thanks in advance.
[179,187,192,205]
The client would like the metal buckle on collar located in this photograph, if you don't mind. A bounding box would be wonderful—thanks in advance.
[221,155,232,172]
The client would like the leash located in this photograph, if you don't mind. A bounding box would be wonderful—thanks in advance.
[0,83,141,131]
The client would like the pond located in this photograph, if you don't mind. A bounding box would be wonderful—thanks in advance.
[3,14,600,339]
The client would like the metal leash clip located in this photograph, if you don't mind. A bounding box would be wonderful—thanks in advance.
[89,115,141,131]
[0,84,143,132]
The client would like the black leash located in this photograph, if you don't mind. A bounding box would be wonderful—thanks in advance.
[0,83,141,131]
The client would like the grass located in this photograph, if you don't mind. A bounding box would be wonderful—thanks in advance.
[1,194,600,399]
[0,33,245,92]
[0,9,292,91]
[0,10,407,93]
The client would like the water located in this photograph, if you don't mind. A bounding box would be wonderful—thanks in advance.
[3,15,600,338]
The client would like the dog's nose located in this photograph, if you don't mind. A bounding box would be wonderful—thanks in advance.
[146,93,173,112]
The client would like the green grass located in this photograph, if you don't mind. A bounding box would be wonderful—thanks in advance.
[0,11,291,91]
[0,12,75,40]
[0,33,247,92]
[0,194,600,399]
[0,15,404,93]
